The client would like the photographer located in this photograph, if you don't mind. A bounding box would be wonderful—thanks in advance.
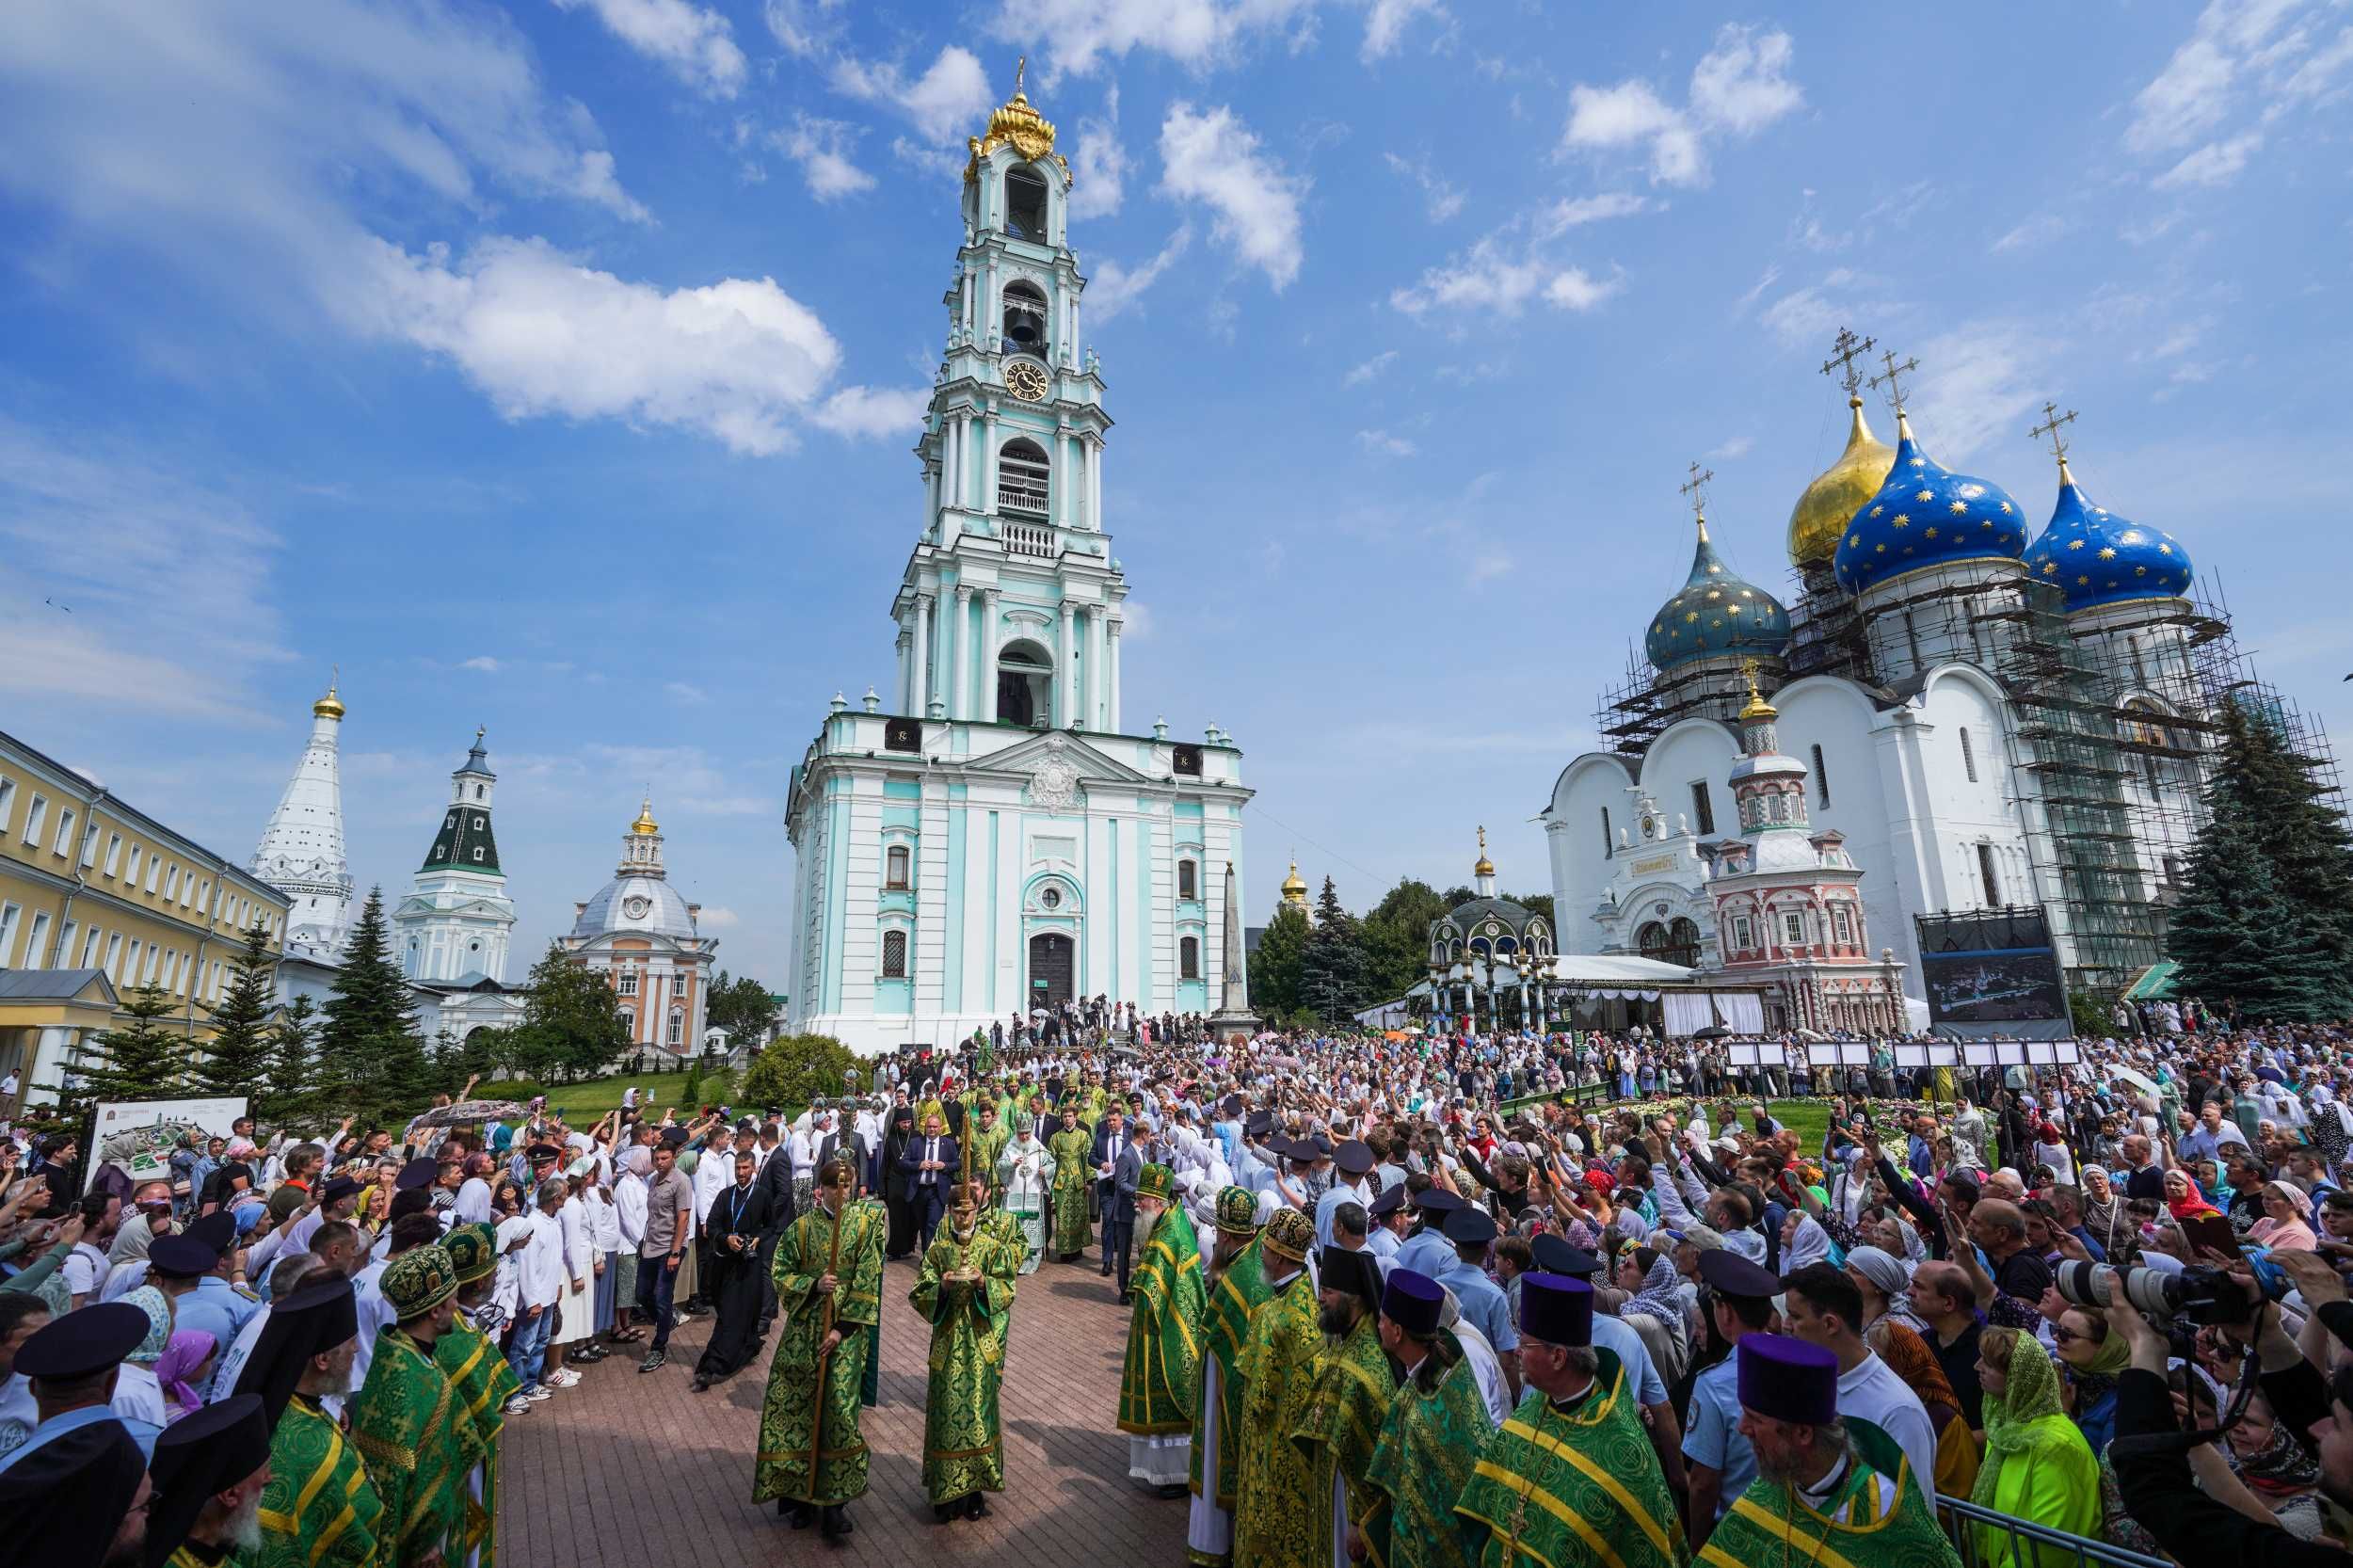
[2105,1253,2353,1565]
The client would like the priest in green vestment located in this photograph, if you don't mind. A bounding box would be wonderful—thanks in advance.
[965,1099,1012,1198]
[1354,1268,1494,1568]
[909,1181,1018,1522]
[439,1224,521,1568]
[1191,1184,1270,1568]
[1233,1208,1331,1568]
[238,1279,383,1568]
[756,1156,886,1544]
[1047,1104,1096,1261]
[1294,1248,1398,1566]
[1452,1272,1686,1568]
[1119,1163,1208,1494]
[1696,1334,1961,1568]
[349,1243,479,1568]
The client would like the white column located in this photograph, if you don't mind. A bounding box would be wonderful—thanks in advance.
[1087,435,1103,531]
[982,410,999,514]
[913,594,934,716]
[1055,602,1075,728]
[1089,609,1109,728]
[982,588,1002,723]
[952,585,973,720]
[1054,427,1070,529]
[896,629,912,712]
[1106,617,1123,733]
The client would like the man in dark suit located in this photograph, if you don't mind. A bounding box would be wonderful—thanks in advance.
[693,1145,778,1390]
[816,1117,871,1198]
[1091,1106,1133,1284]
[1107,1124,1160,1304]
[897,1111,958,1252]
[752,1119,796,1335]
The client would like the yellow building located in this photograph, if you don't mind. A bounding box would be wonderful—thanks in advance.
[0,725,289,1108]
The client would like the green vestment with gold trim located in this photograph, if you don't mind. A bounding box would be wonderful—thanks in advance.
[1193,1233,1272,1507]
[1452,1352,1687,1568]
[754,1198,885,1507]
[908,1221,1017,1505]
[1232,1266,1329,1568]
[255,1394,383,1568]
[1361,1345,1492,1568]
[1294,1310,1399,1551]
[1120,1204,1207,1434]
[1047,1127,1096,1256]
[436,1315,520,1568]
[348,1327,476,1568]
[1697,1458,1961,1568]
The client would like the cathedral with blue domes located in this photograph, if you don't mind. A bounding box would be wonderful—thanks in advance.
[1543,331,2251,1031]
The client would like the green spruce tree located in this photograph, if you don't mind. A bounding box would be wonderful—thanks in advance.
[1299,876,1371,1024]
[193,923,278,1100]
[2168,804,2336,1022]
[258,994,319,1127]
[70,983,184,1105]
[316,888,430,1128]
[1252,902,1309,1018]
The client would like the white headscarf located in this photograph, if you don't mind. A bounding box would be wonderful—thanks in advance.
[1780,1212,1833,1277]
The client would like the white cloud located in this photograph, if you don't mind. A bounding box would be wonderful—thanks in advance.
[1355,428,1417,457]
[695,905,743,928]
[460,656,503,672]
[809,385,930,439]
[1544,268,1617,310]
[365,236,893,456]
[984,0,1319,80]
[831,46,993,142]
[1537,192,1651,231]
[1731,264,1780,316]
[1363,0,1445,63]
[550,0,746,98]
[761,0,845,57]
[665,680,712,705]
[0,416,286,724]
[1561,24,1801,187]
[1990,212,2070,253]
[1754,268,1895,349]
[1708,435,1753,460]
[1908,322,2052,467]
[1382,152,1465,223]
[2121,209,2186,246]
[1391,220,1624,320]
[1157,104,1307,290]
[2153,131,2264,188]
[772,114,875,200]
[1466,548,1513,584]
[1342,349,1398,387]
[1085,226,1193,323]
[1070,86,1128,220]
[889,136,967,184]
[582,744,770,816]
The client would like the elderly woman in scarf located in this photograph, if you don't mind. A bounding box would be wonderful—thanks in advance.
[2046,1302,2128,1454]
[1610,1245,1689,1385]
[2247,1180,2318,1251]
[154,1328,217,1422]
[1867,1317,1980,1498]
[1777,1210,1835,1278]
[1970,1327,2102,1566]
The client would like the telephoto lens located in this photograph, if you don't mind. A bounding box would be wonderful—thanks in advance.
[2053,1260,2188,1317]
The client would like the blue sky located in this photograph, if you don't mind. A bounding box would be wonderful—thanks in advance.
[4,0,2350,991]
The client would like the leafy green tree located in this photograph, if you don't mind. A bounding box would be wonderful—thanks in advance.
[1252,903,1309,1017]
[258,994,319,1127]
[68,983,184,1106]
[1361,878,1451,1000]
[1509,891,1557,928]
[1299,876,1372,1024]
[194,923,278,1100]
[741,1032,860,1112]
[519,943,631,1082]
[316,888,430,1128]
[704,970,778,1054]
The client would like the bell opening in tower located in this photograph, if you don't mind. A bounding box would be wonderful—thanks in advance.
[1003,168,1048,243]
[996,639,1052,728]
[1001,279,1048,350]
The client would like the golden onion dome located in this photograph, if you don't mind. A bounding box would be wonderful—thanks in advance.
[1473,825,1496,879]
[631,797,660,836]
[1787,396,1896,568]
[312,679,345,721]
[1280,860,1307,900]
[1738,662,1779,723]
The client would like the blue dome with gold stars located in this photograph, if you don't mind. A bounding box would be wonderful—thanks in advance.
[1833,417,2027,596]
[1644,519,1791,671]
[2023,466,2194,610]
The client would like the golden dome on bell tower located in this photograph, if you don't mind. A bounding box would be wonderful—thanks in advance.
[1280,860,1308,908]
[631,797,660,837]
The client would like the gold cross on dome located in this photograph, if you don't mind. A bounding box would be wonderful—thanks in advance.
[1014,56,1025,96]
[1868,348,1918,416]
[1820,327,1876,399]
[1679,460,1714,521]
[2029,400,2078,465]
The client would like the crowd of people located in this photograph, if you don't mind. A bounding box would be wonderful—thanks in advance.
[11,1013,2353,1566]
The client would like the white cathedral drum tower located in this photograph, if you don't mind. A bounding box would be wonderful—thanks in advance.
[785,71,1253,1055]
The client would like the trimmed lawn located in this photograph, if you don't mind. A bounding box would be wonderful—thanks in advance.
[482,1066,736,1125]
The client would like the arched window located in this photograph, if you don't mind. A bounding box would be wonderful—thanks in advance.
[1959,725,1979,782]
[882,929,908,979]
[999,438,1049,515]
[885,844,911,889]
[996,637,1053,727]
[1177,859,1197,900]
[1003,167,1048,242]
[1179,936,1200,980]
[1637,921,1671,960]
[1666,917,1701,968]
[1001,280,1048,351]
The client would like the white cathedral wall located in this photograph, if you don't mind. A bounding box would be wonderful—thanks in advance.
[1546,754,1637,951]
[1640,721,1742,841]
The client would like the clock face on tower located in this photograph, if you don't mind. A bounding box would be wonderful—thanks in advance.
[1004,359,1049,402]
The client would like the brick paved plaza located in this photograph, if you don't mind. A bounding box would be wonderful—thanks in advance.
[496,1251,1184,1567]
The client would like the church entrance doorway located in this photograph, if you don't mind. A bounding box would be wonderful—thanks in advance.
[1028,932,1073,1008]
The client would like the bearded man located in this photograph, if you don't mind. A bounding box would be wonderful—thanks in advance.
[755,1156,885,1545]
[1294,1248,1397,1568]
[1354,1269,1494,1568]
[237,1277,383,1568]
[1233,1208,1328,1568]
[1118,1163,1207,1496]
[143,1394,273,1568]
[909,1180,1018,1523]
[348,1243,479,1568]
[1190,1184,1270,1567]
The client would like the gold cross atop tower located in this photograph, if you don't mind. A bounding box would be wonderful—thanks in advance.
[2029,399,2078,466]
[1679,460,1713,522]
[1867,348,1918,416]
[1014,55,1025,96]
[1820,327,1876,400]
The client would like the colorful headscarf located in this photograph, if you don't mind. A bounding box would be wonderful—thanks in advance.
[1872,1319,1962,1419]
[1618,1252,1688,1350]
[155,1329,216,1417]
[122,1286,172,1366]
[1969,1332,2072,1512]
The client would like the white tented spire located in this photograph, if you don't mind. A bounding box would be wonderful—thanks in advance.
[251,676,356,956]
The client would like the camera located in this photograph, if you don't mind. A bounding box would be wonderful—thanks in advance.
[2052,1259,2273,1326]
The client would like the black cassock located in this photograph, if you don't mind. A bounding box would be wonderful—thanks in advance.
[882,1122,918,1257]
[695,1178,776,1378]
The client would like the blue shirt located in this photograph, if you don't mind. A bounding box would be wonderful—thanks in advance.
[0,1405,122,1473]
[1589,1311,1668,1406]
[1391,1228,1454,1282]
[1434,1259,1518,1353]
[1681,1357,1754,1514]
[1315,1180,1374,1253]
